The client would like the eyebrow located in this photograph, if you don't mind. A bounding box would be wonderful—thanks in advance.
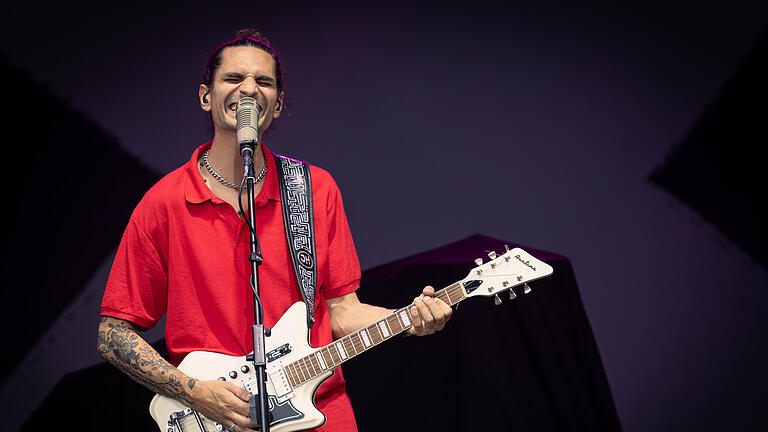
[220,72,275,83]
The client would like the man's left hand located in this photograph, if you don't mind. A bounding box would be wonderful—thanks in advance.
[407,286,452,336]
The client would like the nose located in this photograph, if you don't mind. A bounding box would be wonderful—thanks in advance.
[239,75,259,97]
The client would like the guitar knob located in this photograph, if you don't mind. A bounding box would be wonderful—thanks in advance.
[229,371,238,379]
[218,376,226,381]
[241,365,250,373]
[494,294,502,305]
[524,283,532,294]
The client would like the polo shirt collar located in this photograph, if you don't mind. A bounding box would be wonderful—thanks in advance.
[184,141,281,205]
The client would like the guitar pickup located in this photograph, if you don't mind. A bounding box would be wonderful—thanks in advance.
[268,366,295,402]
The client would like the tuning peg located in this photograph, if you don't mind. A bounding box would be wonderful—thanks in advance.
[474,258,483,266]
[509,289,517,300]
[523,283,532,294]
[505,244,510,251]
[494,294,502,305]
[487,250,497,260]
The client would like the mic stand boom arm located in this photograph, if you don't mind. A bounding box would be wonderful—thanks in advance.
[240,141,271,432]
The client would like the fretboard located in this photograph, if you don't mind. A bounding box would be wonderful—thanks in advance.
[282,282,468,388]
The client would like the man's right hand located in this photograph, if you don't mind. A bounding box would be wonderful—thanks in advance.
[188,379,261,432]
[98,316,261,431]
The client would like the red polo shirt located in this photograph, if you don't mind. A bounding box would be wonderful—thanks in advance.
[102,142,361,431]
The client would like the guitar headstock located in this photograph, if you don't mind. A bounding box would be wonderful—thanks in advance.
[460,246,553,302]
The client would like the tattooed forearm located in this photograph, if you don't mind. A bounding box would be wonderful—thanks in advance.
[97,316,194,405]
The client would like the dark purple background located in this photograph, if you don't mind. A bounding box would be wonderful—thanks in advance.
[2,1,767,430]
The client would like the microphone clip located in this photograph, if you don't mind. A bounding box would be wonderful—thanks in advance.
[240,139,261,182]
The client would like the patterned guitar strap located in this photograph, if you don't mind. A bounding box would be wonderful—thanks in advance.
[274,154,317,329]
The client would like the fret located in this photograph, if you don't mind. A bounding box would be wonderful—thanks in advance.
[285,363,298,387]
[343,335,358,357]
[359,329,372,347]
[291,360,303,383]
[307,355,319,376]
[398,308,412,328]
[404,307,415,328]
[452,285,462,304]
[443,287,455,305]
[349,332,365,354]
[369,323,383,345]
[377,320,391,338]
[433,290,449,303]
[322,347,334,368]
[391,315,402,333]
[457,282,469,300]
[298,357,310,379]
[303,356,315,378]
[299,357,311,380]
[293,362,303,384]
[315,351,327,370]
[335,341,348,360]
[450,283,466,305]
[294,360,306,382]
[386,315,401,334]
[328,344,340,366]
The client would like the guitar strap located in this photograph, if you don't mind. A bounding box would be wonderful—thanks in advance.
[273,153,317,329]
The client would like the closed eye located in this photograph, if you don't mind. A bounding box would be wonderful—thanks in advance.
[220,73,275,87]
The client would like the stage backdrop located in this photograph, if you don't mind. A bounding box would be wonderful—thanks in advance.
[1,1,767,431]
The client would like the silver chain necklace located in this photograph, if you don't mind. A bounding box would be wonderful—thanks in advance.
[203,149,267,189]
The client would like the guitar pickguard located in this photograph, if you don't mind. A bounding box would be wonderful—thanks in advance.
[267,395,304,426]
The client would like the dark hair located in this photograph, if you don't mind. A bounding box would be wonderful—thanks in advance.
[202,29,283,93]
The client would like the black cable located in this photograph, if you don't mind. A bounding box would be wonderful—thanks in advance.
[238,176,264,318]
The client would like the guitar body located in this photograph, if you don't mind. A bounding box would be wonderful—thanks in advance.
[149,303,332,432]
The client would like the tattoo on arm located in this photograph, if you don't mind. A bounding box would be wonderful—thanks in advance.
[97,316,194,405]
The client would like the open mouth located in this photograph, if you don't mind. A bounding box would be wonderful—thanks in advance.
[229,101,263,113]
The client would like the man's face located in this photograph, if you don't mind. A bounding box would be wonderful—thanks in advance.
[199,46,283,137]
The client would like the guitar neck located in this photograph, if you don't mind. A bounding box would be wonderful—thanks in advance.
[282,282,468,387]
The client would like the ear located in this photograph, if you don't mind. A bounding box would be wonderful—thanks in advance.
[273,91,285,118]
[199,84,211,112]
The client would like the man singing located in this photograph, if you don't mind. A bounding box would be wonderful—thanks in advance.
[97,29,452,431]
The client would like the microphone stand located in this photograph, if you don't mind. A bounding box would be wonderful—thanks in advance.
[240,141,271,432]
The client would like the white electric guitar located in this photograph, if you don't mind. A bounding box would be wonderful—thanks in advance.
[150,246,553,431]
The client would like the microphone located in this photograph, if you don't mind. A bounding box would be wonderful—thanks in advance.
[237,97,260,157]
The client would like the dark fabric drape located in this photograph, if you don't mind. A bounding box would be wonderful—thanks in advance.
[344,234,622,431]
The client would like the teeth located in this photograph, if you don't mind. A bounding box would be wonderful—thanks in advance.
[228,102,262,112]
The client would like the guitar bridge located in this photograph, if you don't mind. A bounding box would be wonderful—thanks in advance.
[168,407,219,432]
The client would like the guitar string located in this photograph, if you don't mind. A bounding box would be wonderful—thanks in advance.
[286,282,467,386]
[289,283,465,385]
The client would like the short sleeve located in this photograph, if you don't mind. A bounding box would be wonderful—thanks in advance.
[319,173,361,300]
[100,217,168,330]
